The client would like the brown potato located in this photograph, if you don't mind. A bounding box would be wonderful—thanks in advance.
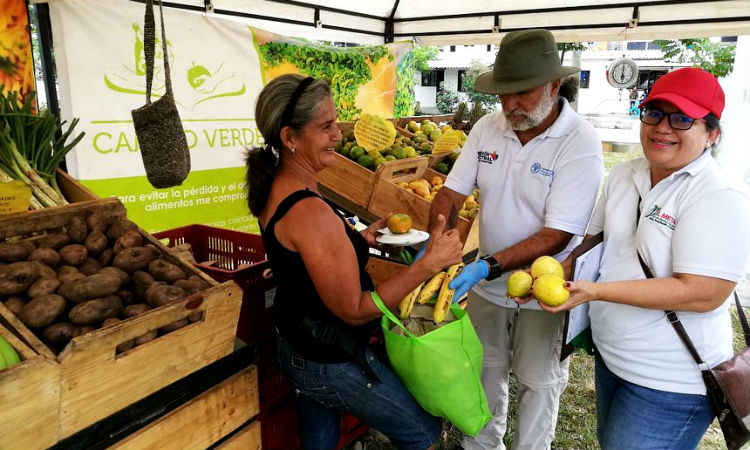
[29,247,61,268]
[72,325,96,337]
[3,296,25,315]
[143,244,162,260]
[0,261,38,295]
[173,279,201,295]
[35,233,71,249]
[28,277,62,298]
[133,330,158,346]
[42,322,76,344]
[113,247,154,273]
[145,283,185,307]
[98,248,114,266]
[67,216,88,244]
[59,244,88,266]
[98,267,129,285]
[160,318,188,333]
[115,289,134,304]
[0,241,33,262]
[122,303,152,318]
[131,270,156,299]
[78,258,102,276]
[58,274,122,303]
[86,213,107,233]
[31,261,57,279]
[57,266,85,284]
[188,275,211,291]
[19,294,66,328]
[69,295,123,325]
[148,259,186,283]
[84,231,108,256]
[113,231,143,254]
[107,219,138,241]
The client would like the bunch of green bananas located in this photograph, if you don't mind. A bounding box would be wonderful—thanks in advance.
[0,335,21,370]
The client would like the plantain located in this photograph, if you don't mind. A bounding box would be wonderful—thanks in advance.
[433,263,464,323]
[398,282,424,319]
[417,271,446,304]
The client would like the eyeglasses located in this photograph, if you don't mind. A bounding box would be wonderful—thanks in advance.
[639,107,697,130]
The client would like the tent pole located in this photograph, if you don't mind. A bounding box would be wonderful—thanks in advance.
[35,3,60,119]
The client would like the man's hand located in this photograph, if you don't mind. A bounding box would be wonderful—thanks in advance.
[448,260,489,303]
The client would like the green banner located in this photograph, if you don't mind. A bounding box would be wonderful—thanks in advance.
[81,167,257,234]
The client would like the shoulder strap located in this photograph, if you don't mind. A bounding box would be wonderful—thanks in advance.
[266,189,322,231]
[734,292,750,347]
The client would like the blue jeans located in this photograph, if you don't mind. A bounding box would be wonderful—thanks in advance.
[595,354,715,450]
[276,335,441,450]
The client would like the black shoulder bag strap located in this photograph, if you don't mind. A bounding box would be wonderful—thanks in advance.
[635,196,750,367]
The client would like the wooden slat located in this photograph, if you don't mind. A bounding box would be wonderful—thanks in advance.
[0,324,60,450]
[214,421,262,450]
[318,152,377,207]
[0,301,57,360]
[58,281,242,437]
[0,198,125,239]
[107,367,259,450]
[55,168,101,203]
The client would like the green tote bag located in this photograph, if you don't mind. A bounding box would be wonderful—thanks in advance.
[372,293,491,436]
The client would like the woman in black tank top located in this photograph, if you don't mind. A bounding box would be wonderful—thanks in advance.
[245,75,463,450]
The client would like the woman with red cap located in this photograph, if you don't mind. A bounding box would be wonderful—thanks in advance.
[539,67,750,449]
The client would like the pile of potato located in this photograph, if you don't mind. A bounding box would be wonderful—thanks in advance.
[0,213,210,354]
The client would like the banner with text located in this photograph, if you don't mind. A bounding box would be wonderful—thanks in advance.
[50,0,413,232]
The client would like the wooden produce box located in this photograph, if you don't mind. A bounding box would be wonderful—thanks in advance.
[318,122,428,208]
[56,168,100,203]
[368,165,475,243]
[0,323,60,450]
[108,366,259,450]
[0,198,243,439]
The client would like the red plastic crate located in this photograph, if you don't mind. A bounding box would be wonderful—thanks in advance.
[152,224,277,344]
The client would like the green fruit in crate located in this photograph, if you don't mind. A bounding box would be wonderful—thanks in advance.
[407,120,419,133]
[344,131,356,143]
[384,155,396,161]
[436,162,450,174]
[421,119,431,128]
[391,147,407,160]
[405,146,417,158]
[367,150,382,159]
[373,157,387,169]
[334,141,343,153]
[449,151,460,162]
[349,146,365,160]
[0,336,20,369]
[357,155,374,169]
[429,130,443,141]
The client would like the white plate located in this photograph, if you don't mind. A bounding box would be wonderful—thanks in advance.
[376,228,430,246]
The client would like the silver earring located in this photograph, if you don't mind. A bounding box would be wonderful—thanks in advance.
[290,146,295,154]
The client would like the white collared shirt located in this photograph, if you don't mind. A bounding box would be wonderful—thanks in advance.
[588,150,750,394]
[445,98,603,309]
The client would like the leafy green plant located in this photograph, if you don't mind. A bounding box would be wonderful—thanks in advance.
[412,46,439,74]
[461,61,497,113]
[436,82,459,114]
[654,38,736,77]
[394,50,415,118]
[557,42,588,64]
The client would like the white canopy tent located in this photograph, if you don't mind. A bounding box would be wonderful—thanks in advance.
[90,0,750,44]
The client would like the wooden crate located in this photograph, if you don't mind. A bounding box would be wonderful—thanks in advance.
[318,122,429,208]
[0,198,243,439]
[368,165,474,243]
[0,323,60,450]
[213,420,262,450]
[108,366,259,450]
[56,168,100,203]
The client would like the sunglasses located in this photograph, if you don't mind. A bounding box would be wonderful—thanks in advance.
[639,107,697,130]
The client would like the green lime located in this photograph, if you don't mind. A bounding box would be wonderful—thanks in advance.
[436,162,450,174]
[349,146,365,160]
[357,154,374,169]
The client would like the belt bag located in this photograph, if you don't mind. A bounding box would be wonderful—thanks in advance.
[131,0,190,189]
[636,196,750,450]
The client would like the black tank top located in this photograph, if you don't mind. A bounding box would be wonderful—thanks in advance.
[261,189,376,363]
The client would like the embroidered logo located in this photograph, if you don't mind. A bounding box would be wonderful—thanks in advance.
[644,204,677,230]
[478,150,499,164]
[530,162,554,177]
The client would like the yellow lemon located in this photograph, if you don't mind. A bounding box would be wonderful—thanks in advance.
[387,213,412,234]
[532,274,570,306]
[507,271,533,298]
[530,255,564,279]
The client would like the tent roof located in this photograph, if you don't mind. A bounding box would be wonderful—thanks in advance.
[40,0,749,44]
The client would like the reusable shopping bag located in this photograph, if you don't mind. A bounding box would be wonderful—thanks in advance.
[372,292,491,436]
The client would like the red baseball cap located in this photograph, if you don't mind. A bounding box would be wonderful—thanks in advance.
[640,67,725,119]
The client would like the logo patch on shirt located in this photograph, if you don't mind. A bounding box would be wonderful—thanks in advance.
[530,162,554,177]
[478,150,499,164]
[644,204,677,230]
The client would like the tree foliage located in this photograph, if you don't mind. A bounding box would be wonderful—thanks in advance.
[436,81,459,114]
[461,61,498,112]
[412,46,439,74]
[654,38,735,77]
[557,42,588,64]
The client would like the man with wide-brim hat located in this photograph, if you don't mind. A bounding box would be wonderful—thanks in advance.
[426,28,604,450]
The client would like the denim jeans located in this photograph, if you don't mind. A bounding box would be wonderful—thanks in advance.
[595,354,715,450]
[276,335,441,450]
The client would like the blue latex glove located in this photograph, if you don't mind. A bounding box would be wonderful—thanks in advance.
[412,238,429,263]
[449,260,489,303]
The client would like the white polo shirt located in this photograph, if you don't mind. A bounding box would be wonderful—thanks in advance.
[588,151,750,394]
[445,98,603,310]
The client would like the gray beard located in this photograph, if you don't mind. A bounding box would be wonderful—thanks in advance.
[505,85,555,131]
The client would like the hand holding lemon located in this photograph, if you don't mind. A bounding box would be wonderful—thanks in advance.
[506,256,570,307]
